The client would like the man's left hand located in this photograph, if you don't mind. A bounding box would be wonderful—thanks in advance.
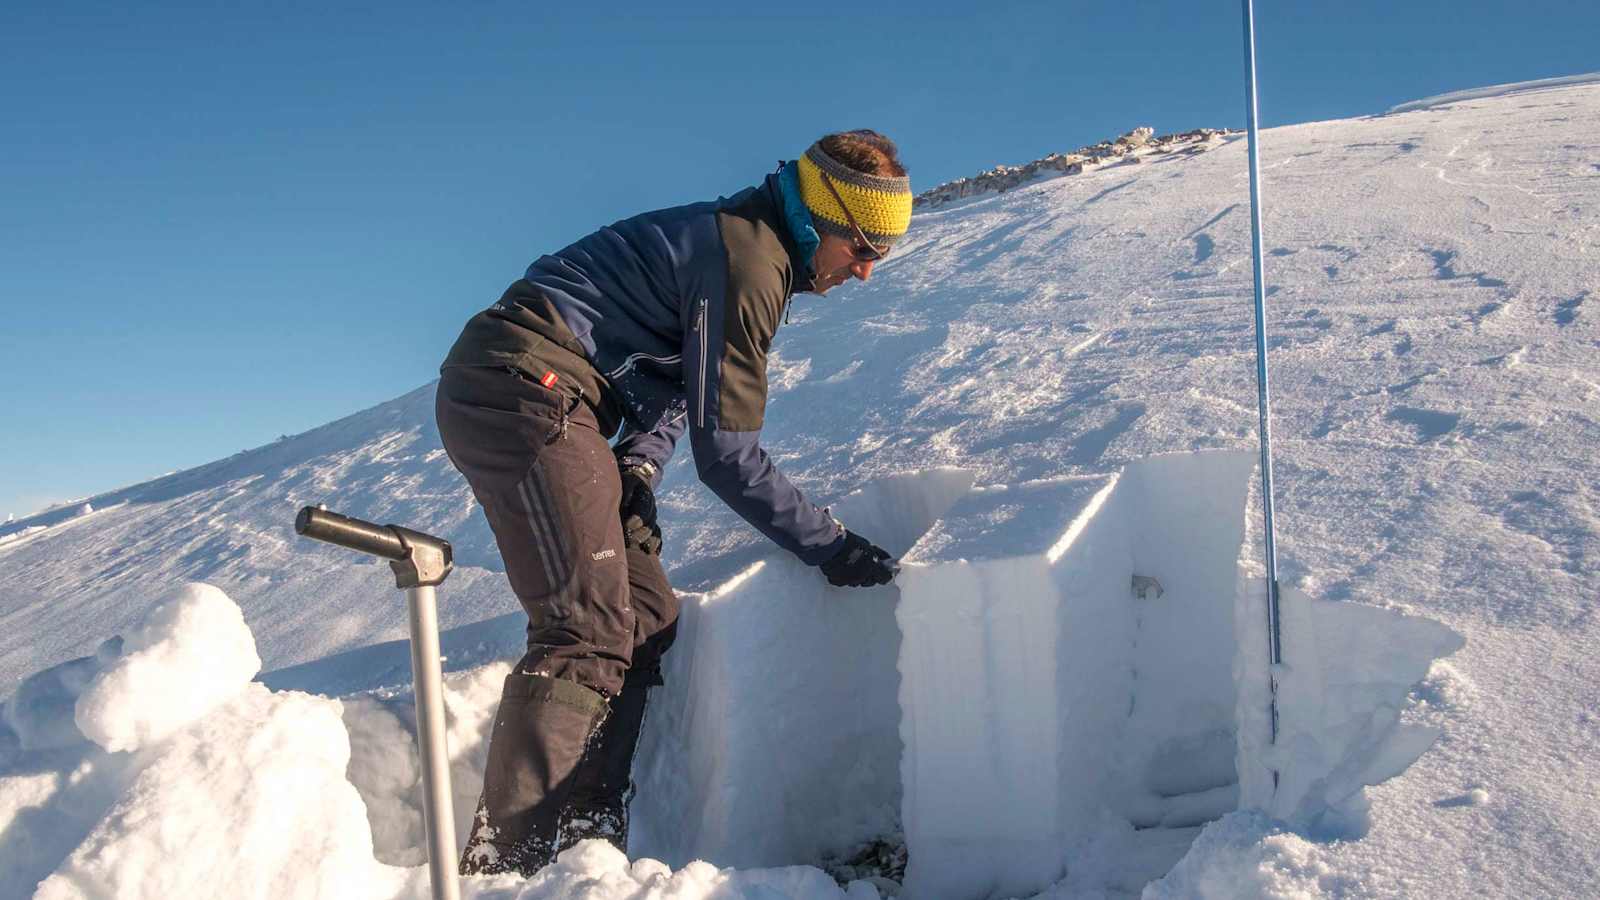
[619,464,662,555]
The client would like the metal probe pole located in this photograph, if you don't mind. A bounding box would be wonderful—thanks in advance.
[295,507,460,900]
[1241,0,1285,787]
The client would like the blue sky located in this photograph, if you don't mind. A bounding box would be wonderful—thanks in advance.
[3,0,1596,519]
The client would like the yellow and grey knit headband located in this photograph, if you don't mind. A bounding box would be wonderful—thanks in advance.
[796,143,913,248]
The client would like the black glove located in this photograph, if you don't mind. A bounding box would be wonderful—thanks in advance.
[820,530,899,587]
[619,463,662,555]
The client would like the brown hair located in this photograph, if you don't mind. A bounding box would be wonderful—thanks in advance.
[816,130,908,178]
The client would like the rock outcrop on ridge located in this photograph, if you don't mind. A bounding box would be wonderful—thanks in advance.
[914,126,1235,209]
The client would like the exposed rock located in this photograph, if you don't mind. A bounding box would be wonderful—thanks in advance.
[914,126,1235,209]
[822,834,908,895]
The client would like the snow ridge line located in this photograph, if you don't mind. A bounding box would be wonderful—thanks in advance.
[1386,71,1600,115]
[913,126,1236,210]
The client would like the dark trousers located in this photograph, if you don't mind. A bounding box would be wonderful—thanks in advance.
[435,365,679,875]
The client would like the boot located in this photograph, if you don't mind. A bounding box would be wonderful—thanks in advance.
[554,665,659,855]
[459,673,609,877]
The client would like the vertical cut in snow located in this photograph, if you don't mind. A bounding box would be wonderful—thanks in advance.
[340,662,509,866]
[1234,583,1465,835]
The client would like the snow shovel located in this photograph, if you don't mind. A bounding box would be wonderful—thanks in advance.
[295,506,460,900]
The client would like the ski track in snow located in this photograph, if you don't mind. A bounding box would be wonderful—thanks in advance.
[5,78,1600,898]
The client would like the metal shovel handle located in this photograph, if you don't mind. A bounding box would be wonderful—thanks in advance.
[292,505,459,900]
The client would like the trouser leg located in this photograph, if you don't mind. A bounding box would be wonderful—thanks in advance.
[557,539,682,853]
[435,366,635,875]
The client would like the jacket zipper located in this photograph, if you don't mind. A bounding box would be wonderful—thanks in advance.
[696,297,709,428]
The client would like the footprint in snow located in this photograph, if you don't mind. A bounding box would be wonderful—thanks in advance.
[1386,406,1460,441]
[1555,292,1587,326]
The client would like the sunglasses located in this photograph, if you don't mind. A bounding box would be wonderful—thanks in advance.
[818,170,888,262]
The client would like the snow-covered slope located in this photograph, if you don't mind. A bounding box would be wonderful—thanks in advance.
[4,74,1599,897]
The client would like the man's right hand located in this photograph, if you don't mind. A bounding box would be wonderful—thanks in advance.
[820,530,899,587]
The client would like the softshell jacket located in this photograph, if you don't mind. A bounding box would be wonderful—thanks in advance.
[442,171,845,566]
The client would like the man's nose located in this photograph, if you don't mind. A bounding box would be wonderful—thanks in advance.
[850,259,875,282]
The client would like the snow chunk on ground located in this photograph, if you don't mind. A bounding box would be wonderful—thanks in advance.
[1236,584,1465,837]
[35,682,413,900]
[465,840,880,900]
[1140,812,1357,899]
[74,583,262,752]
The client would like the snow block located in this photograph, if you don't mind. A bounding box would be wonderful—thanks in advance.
[896,451,1257,900]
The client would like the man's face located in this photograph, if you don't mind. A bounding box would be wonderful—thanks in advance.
[808,233,880,295]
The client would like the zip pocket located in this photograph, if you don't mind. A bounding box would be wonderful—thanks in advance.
[696,297,709,428]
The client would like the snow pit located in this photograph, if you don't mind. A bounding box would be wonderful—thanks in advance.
[632,451,1462,898]
[631,468,976,869]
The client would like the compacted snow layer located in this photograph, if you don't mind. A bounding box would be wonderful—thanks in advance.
[5,79,1600,896]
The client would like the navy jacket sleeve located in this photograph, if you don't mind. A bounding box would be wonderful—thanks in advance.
[680,263,845,566]
[613,415,686,487]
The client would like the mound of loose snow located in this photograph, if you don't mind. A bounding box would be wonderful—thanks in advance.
[467,841,880,900]
[0,584,889,900]
[36,683,415,900]
[74,583,261,752]
[1138,812,1355,900]
[0,584,408,899]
